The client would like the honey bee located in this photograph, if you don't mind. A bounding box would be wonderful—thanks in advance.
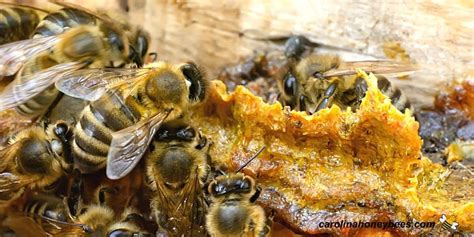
[206,146,271,237]
[3,193,92,236]
[0,2,150,119]
[277,36,417,114]
[77,205,153,237]
[0,3,49,45]
[0,121,72,201]
[145,120,210,236]
[52,61,208,179]
[72,185,154,236]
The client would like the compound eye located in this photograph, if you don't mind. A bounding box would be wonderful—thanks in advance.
[176,126,196,141]
[180,62,206,102]
[208,181,222,196]
[109,31,125,52]
[239,177,252,192]
[107,229,133,237]
[283,72,297,96]
[54,122,69,137]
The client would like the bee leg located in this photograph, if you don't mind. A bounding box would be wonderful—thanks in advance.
[67,169,84,218]
[148,52,158,62]
[315,82,338,112]
[258,212,274,237]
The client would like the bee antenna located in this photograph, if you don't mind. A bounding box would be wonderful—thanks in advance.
[148,52,158,62]
[236,145,266,173]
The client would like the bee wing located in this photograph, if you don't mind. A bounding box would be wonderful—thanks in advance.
[0,36,60,76]
[0,61,87,111]
[0,143,19,172]
[0,172,23,200]
[5,212,91,236]
[181,169,207,224]
[322,60,418,78]
[106,110,173,180]
[55,68,151,101]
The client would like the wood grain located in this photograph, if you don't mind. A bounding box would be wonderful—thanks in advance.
[11,0,474,108]
[129,0,473,109]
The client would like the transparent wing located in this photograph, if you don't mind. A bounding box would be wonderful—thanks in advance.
[322,60,418,78]
[0,172,22,200]
[0,61,87,111]
[106,110,172,180]
[0,36,60,76]
[0,143,18,172]
[55,68,151,101]
[5,212,91,236]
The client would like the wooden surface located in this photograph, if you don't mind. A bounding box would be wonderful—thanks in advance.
[15,0,474,108]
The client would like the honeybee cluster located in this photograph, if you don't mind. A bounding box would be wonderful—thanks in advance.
[0,1,466,237]
[0,2,270,236]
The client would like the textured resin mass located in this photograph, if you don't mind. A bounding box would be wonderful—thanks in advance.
[186,72,473,235]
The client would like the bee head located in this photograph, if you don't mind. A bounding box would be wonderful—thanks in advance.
[107,229,150,237]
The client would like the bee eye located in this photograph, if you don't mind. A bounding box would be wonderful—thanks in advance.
[108,30,125,52]
[180,62,206,102]
[176,126,196,141]
[240,177,252,191]
[107,229,132,237]
[209,181,225,196]
[283,72,297,96]
[54,122,69,137]
[136,32,149,58]
[313,72,324,80]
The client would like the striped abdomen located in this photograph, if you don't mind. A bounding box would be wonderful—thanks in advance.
[32,8,96,38]
[0,6,44,44]
[14,55,60,118]
[350,76,413,113]
[23,195,68,222]
[376,76,413,113]
[72,91,142,173]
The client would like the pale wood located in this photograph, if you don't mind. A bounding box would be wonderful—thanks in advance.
[129,0,474,109]
[16,0,474,108]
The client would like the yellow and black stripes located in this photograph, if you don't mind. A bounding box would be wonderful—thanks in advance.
[0,6,43,44]
[33,8,96,38]
[377,76,413,113]
[72,91,142,173]
[23,195,68,222]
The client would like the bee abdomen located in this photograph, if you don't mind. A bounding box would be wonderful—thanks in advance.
[377,76,413,113]
[0,7,41,44]
[24,196,67,222]
[33,8,96,37]
[72,139,107,173]
[72,106,109,173]
[72,92,142,173]
[15,86,59,118]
